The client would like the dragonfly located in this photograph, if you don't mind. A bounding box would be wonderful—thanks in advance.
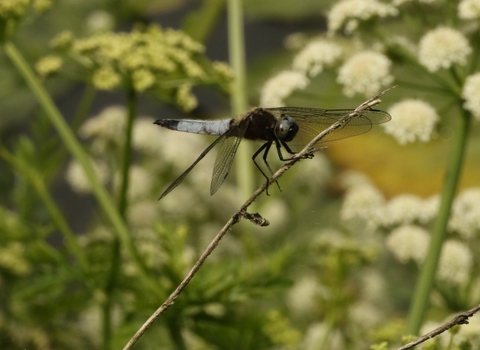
[154,107,391,200]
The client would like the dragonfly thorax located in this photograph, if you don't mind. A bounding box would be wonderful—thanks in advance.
[274,115,299,142]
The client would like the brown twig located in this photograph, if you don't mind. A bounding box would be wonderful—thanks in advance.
[396,304,480,350]
[122,86,395,350]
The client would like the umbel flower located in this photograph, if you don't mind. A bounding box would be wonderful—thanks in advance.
[328,0,398,34]
[0,0,52,39]
[337,51,394,97]
[42,24,233,111]
[458,0,480,19]
[260,70,309,107]
[292,39,342,77]
[418,27,471,72]
[384,99,439,144]
[462,73,480,120]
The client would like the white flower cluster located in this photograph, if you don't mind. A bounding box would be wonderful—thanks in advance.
[386,225,430,264]
[66,159,109,194]
[287,276,322,318]
[132,117,165,155]
[259,70,309,107]
[448,188,480,239]
[340,182,386,229]
[85,10,115,33]
[382,194,439,226]
[260,38,344,106]
[462,73,480,120]
[341,172,442,229]
[337,51,394,97]
[393,0,439,4]
[328,0,398,34]
[458,0,480,19]
[418,27,471,72]
[79,105,127,153]
[339,169,476,288]
[121,166,154,201]
[437,240,473,285]
[262,16,399,103]
[384,99,439,145]
[292,40,342,77]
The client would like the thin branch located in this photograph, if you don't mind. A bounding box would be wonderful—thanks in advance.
[397,304,480,350]
[122,86,395,350]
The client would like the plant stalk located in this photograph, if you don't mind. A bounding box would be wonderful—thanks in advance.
[406,107,471,334]
[227,0,253,200]
[102,89,137,350]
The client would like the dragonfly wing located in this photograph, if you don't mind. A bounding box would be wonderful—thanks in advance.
[158,134,226,200]
[264,107,391,150]
[210,119,250,195]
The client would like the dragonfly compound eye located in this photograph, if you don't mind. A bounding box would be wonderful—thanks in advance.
[275,116,298,141]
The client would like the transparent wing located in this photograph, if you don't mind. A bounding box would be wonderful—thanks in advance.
[158,134,226,200]
[264,107,391,151]
[210,119,250,195]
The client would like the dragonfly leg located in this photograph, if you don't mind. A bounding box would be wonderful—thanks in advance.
[252,142,282,195]
[275,140,295,161]
[277,140,314,161]
[262,142,283,194]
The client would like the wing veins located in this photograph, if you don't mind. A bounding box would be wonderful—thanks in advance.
[158,133,226,200]
[210,119,250,195]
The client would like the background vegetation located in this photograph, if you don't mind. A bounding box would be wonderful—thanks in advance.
[1,0,479,349]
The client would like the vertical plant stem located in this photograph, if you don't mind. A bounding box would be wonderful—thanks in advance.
[102,89,137,350]
[227,0,258,255]
[3,41,158,294]
[227,0,253,200]
[118,89,136,217]
[406,108,471,335]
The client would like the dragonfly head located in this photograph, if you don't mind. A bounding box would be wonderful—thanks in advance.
[275,115,299,142]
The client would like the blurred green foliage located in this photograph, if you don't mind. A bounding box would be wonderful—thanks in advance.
[1,1,480,350]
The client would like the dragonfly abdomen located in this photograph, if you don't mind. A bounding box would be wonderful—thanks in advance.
[154,119,233,136]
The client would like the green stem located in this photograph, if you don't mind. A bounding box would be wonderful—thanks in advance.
[227,0,253,199]
[3,41,158,294]
[406,107,472,335]
[182,0,225,43]
[227,0,258,255]
[102,89,137,350]
[118,89,136,217]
